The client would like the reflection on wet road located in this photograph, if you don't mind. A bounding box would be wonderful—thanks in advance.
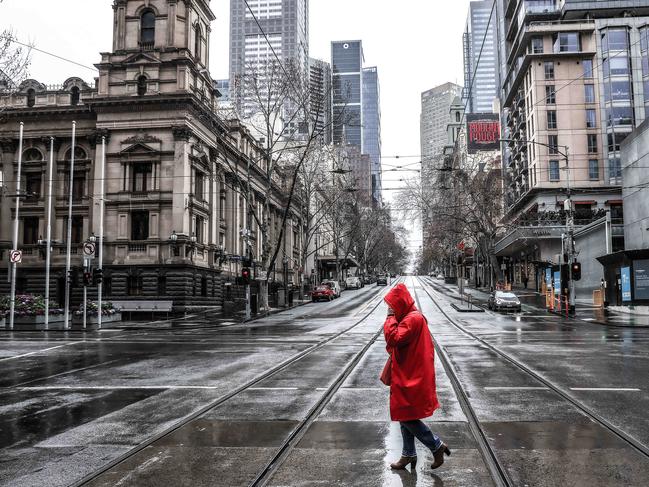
[1,277,649,486]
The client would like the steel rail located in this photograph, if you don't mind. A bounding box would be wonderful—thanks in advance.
[248,311,387,486]
[417,276,649,460]
[411,279,514,487]
[74,279,401,487]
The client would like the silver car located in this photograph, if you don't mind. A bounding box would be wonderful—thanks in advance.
[488,291,522,312]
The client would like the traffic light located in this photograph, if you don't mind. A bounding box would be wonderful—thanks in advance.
[242,267,251,285]
[93,268,103,285]
[67,268,79,287]
[571,262,582,281]
[83,270,93,287]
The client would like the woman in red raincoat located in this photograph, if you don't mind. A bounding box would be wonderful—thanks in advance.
[383,283,451,470]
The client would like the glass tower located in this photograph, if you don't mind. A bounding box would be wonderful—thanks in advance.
[362,67,382,205]
[331,40,364,147]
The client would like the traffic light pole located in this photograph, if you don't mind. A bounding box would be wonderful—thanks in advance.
[8,122,24,331]
[97,136,106,329]
[82,259,88,330]
[565,148,576,315]
[44,137,55,331]
[63,121,76,330]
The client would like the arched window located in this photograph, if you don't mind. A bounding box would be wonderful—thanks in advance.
[455,111,460,122]
[137,76,148,96]
[70,86,80,106]
[27,89,36,107]
[194,24,202,61]
[65,147,87,160]
[140,10,155,46]
[23,148,43,161]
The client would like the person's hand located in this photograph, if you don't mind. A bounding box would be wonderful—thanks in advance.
[387,307,394,316]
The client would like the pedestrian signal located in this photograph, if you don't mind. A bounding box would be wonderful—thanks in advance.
[242,267,251,285]
[93,268,103,285]
[571,262,582,281]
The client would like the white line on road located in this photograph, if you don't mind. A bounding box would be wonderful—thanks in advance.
[248,387,299,391]
[484,386,549,390]
[0,343,75,363]
[570,387,641,392]
[20,385,221,390]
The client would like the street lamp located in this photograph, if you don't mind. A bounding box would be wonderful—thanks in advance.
[187,233,197,260]
[169,230,178,257]
[216,244,226,266]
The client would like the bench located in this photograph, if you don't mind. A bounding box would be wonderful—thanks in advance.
[111,300,173,320]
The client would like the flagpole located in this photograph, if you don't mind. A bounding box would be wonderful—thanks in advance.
[97,136,106,329]
[44,137,55,330]
[9,122,24,331]
[63,121,76,330]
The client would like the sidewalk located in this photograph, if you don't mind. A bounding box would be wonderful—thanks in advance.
[433,280,649,328]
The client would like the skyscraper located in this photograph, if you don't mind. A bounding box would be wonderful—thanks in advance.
[420,82,463,165]
[331,40,364,147]
[229,0,309,113]
[463,0,498,114]
[362,67,382,205]
[309,58,332,144]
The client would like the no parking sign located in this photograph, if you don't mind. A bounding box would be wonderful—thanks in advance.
[10,250,22,264]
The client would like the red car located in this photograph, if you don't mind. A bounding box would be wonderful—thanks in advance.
[311,285,335,302]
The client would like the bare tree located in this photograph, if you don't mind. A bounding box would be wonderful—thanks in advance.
[0,29,31,102]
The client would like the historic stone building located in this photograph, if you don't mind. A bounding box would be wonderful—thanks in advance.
[0,0,303,312]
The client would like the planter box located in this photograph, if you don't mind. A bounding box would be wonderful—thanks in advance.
[72,313,122,327]
[11,314,68,330]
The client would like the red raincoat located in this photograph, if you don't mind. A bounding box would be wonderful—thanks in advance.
[383,283,439,421]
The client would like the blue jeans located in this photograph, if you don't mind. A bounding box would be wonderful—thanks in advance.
[400,420,442,457]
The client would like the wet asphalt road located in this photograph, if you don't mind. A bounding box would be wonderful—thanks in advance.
[1,277,649,486]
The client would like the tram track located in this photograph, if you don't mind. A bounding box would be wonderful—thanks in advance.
[72,279,401,487]
[415,276,649,467]
[410,279,513,487]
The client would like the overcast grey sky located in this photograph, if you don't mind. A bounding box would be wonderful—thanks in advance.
[2,0,475,253]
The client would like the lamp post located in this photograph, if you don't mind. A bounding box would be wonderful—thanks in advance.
[169,229,178,258]
[283,255,289,306]
[189,233,197,262]
[499,138,575,314]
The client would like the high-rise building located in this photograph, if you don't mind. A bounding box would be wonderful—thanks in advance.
[362,67,382,205]
[229,0,309,115]
[494,0,649,296]
[419,82,462,245]
[420,82,463,166]
[463,0,498,113]
[309,58,332,144]
[331,40,364,148]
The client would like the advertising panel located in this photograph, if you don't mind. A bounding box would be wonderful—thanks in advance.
[553,271,561,295]
[545,268,552,288]
[467,113,500,154]
[621,267,632,302]
[633,259,649,300]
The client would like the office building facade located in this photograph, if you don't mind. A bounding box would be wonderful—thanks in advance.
[463,0,498,113]
[331,40,364,147]
[362,67,382,205]
[308,58,332,144]
[495,0,649,295]
[229,0,309,118]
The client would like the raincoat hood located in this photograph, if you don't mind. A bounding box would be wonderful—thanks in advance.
[384,283,417,321]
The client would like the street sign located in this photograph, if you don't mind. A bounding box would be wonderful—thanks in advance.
[82,242,96,258]
[256,270,268,281]
[10,250,22,263]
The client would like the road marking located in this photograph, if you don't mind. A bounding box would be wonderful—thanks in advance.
[570,387,641,392]
[484,386,549,391]
[248,387,299,391]
[20,385,220,390]
[341,387,383,390]
[0,343,75,363]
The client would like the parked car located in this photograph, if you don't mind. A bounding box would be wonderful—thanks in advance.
[362,276,374,285]
[376,275,388,286]
[436,274,445,280]
[345,276,362,289]
[488,291,522,312]
[311,285,335,302]
[321,280,342,298]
